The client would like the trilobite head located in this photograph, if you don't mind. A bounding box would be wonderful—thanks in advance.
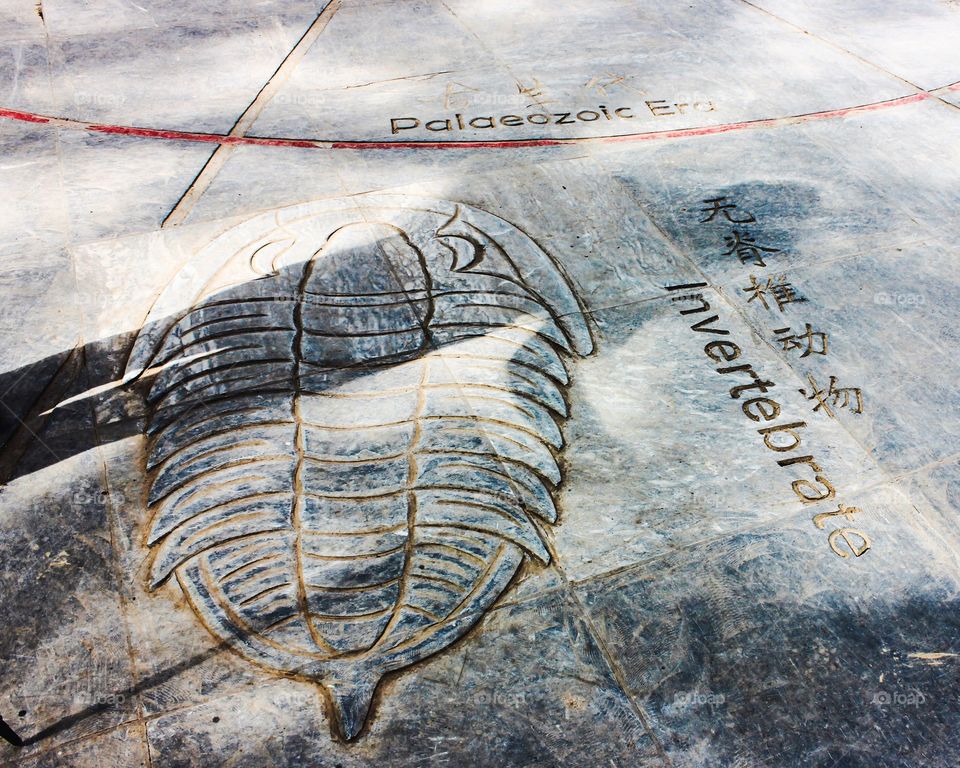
[316,221,428,293]
[125,197,591,740]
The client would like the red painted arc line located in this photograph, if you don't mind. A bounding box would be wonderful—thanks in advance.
[0,92,934,152]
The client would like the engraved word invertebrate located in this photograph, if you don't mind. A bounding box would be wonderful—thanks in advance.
[124,196,592,740]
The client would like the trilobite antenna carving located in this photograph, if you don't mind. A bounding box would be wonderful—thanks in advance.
[124,197,592,740]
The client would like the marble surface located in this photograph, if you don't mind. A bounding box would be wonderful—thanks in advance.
[1,0,959,765]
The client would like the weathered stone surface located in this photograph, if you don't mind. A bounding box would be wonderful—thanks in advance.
[1,0,959,764]
[576,481,960,767]
[144,591,662,767]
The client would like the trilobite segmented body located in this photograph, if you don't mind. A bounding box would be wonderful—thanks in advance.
[125,197,592,739]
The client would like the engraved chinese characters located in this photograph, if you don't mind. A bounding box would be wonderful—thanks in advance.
[123,197,592,740]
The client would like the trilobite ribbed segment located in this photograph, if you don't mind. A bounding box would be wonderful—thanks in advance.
[133,203,591,740]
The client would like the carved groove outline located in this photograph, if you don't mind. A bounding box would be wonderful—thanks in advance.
[125,196,593,740]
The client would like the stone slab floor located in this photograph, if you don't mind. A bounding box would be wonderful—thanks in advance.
[1,1,959,766]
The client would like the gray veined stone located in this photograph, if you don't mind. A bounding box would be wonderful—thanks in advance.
[123,196,593,740]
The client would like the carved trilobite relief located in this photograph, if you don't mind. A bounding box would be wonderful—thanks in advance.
[124,196,592,739]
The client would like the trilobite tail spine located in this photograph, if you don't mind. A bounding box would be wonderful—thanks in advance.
[323,672,379,741]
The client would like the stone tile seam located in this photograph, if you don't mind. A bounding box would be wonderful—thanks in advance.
[736,0,960,106]
[163,0,345,228]
[526,518,672,765]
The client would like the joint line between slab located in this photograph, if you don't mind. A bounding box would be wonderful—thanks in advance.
[161,0,343,228]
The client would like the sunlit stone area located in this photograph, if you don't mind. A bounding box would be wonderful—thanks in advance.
[1,1,960,765]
